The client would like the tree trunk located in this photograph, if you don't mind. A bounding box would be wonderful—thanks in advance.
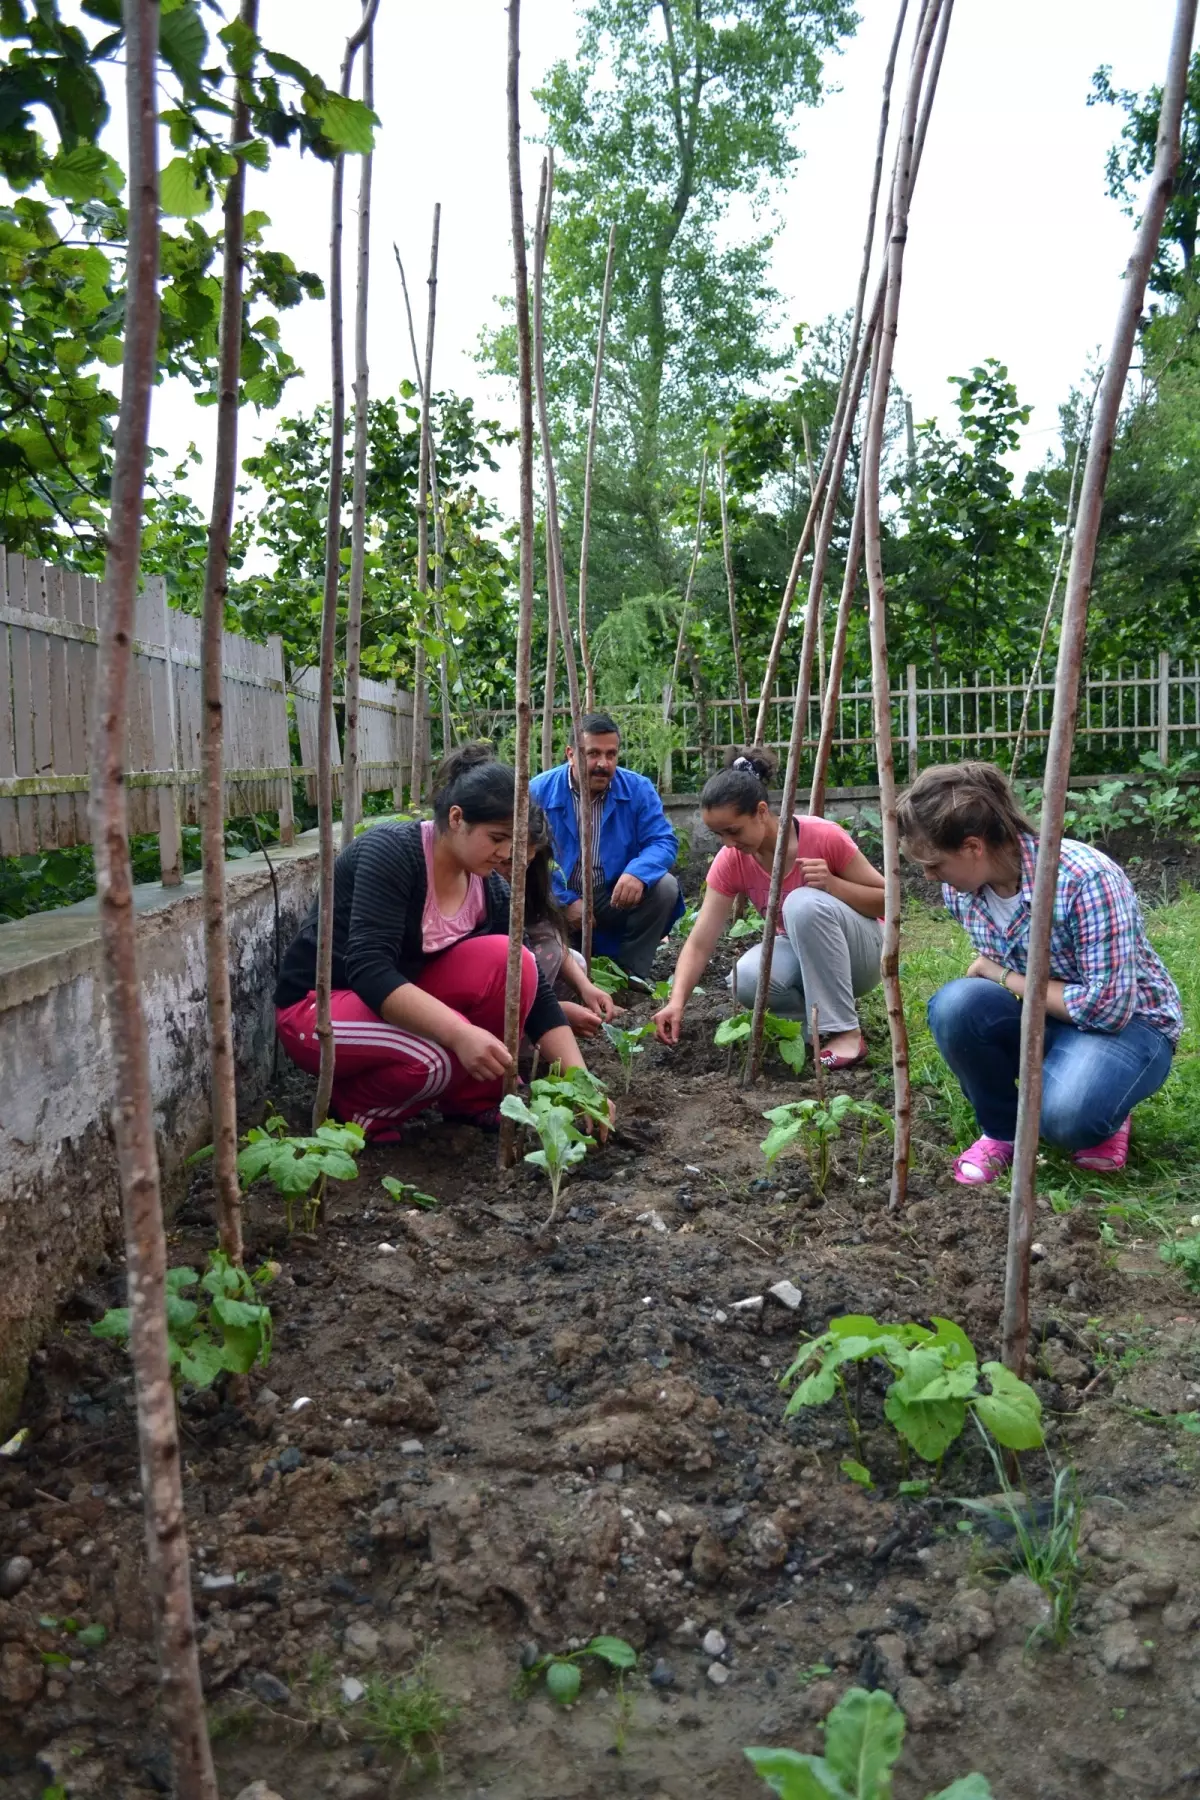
[861,0,951,1212]
[501,0,537,1167]
[534,154,595,967]
[579,222,616,715]
[409,205,441,809]
[199,0,259,1265]
[752,0,910,745]
[1003,0,1198,1375]
[341,16,375,848]
[718,447,750,741]
[89,4,216,1791]
[314,0,380,1131]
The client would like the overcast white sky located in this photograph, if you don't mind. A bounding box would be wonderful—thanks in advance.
[136,0,1177,505]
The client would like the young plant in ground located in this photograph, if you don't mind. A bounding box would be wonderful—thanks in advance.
[781,1314,1043,1474]
[588,954,629,996]
[717,1008,805,1073]
[382,1176,439,1210]
[1160,1231,1200,1288]
[951,1436,1082,1646]
[761,1095,893,1193]
[92,1251,277,1389]
[500,1066,609,1223]
[358,1662,457,1763]
[236,1120,365,1231]
[746,1684,994,1799]
[602,1019,654,1092]
[727,900,766,940]
[521,1635,636,1705]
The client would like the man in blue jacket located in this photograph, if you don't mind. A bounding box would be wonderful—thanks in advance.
[530,712,683,980]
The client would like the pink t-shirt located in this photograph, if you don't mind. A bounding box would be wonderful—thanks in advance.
[707,814,864,932]
[420,819,486,954]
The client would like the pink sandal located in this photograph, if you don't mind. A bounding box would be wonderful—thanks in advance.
[953,1135,1014,1186]
[1073,1116,1131,1172]
[819,1032,869,1071]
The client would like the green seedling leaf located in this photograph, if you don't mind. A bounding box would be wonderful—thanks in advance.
[823,1686,906,1795]
[898,1479,931,1498]
[90,1308,131,1341]
[841,1459,873,1489]
[584,1635,636,1669]
[185,1143,215,1166]
[744,1747,851,1798]
[545,1659,582,1705]
[165,1266,199,1292]
[716,1015,753,1044]
[41,1652,71,1668]
[926,1779,995,1800]
[499,1093,539,1130]
[973,1363,1044,1450]
[76,1623,107,1649]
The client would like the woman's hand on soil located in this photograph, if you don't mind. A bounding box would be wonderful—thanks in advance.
[583,982,619,1021]
[451,1021,513,1080]
[799,857,832,890]
[653,1002,684,1045]
[966,954,1004,983]
[561,1001,602,1039]
[596,1098,616,1143]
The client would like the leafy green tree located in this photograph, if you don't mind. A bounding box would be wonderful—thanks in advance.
[486,0,856,607]
[1090,52,1200,296]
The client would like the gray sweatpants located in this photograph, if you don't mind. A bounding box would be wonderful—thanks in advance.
[729,886,883,1039]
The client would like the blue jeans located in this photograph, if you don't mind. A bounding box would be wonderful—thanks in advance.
[927,977,1174,1148]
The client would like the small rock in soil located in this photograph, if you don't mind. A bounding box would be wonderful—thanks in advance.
[706,1661,730,1686]
[768,1281,803,1311]
[691,1528,729,1584]
[248,1670,292,1706]
[277,1447,303,1474]
[1098,1623,1154,1674]
[343,1621,380,1664]
[1088,1529,1125,1562]
[731,1295,764,1314]
[232,1787,287,1800]
[520,1641,540,1670]
[0,1643,43,1705]
[0,1554,33,1598]
[747,1518,788,1569]
[399,1438,425,1456]
[201,1571,237,1591]
[341,1676,366,1704]
[650,1658,675,1688]
[992,1574,1052,1637]
[702,1628,727,1658]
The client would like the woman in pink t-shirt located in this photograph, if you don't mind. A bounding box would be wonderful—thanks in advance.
[652,746,885,1069]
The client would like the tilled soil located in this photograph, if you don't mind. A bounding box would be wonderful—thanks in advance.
[3,953,1200,1800]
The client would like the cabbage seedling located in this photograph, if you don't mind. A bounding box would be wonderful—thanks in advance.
[522,1635,636,1706]
[500,1090,595,1222]
[602,1019,654,1093]
[760,1094,892,1193]
[746,1684,995,1798]
[237,1120,364,1232]
[381,1176,438,1210]
[715,1009,805,1074]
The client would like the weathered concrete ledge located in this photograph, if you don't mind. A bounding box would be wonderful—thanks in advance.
[0,831,320,1431]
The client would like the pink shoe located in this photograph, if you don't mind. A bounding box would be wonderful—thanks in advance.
[1073,1116,1131,1172]
[953,1135,1014,1186]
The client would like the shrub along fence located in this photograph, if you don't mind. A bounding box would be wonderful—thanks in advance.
[0,549,418,883]
[489,656,1200,790]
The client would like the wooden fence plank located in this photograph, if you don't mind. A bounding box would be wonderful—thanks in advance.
[6,553,40,853]
[43,563,75,846]
[60,567,89,840]
[0,549,18,856]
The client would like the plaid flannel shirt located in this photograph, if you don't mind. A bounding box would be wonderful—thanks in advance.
[943,832,1183,1047]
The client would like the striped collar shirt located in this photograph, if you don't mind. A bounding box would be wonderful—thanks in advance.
[567,773,608,893]
[942,831,1183,1046]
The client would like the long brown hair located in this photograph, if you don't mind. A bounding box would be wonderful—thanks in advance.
[523,802,569,943]
[897,761,1036,854]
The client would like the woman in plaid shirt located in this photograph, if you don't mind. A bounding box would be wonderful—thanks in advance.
[898,762,1182,1185]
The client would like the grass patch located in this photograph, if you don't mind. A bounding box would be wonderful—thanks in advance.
[359,1664,457,1758]
[866,888,1200,1231]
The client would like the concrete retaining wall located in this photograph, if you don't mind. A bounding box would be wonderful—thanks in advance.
[0,833,321,1431]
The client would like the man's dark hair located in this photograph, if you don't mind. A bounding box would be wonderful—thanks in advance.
[576,712,621,745]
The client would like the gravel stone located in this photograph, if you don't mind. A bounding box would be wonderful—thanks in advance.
[701,1628,727,1657]
[0,1555,33,1599]
[706,1661,730,1686]
[650,1658,675,1688]
[248,1670,292,1706]
[1098,1622,1154,1673]
[343,1621,380,1663]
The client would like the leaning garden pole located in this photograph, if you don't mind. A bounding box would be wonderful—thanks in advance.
[314,0,380,1130]
[500,0,536,1165]
[1003,0,1198,1374]
[88,3,216,1792]
[862,0,952,1211]
[199,0,259,1266]
[341,8,375,847]
[578,222,616,714]
[718,447,750,741]
[409,204,441,809]
[534,153,595,966]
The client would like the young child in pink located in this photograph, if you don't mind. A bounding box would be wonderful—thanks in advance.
[653,746,885,1070]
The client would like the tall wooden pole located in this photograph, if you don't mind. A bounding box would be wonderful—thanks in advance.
[862,0,951,1211]
[314,0,380,1130]
[718,446,750,742]
[199,0,259,1265]
[410,204,441,808]
[664,449,709,719]
[534,154,595,966]
[501,0,536,1165]
[540,598,559,768]
[579,222,617,714]
[342,14,375,847]
[808,478,866,817]
[1003,0,1198,1373]
[90,3,216,1790]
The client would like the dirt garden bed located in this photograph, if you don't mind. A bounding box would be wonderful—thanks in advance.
[2,896,1200,1800]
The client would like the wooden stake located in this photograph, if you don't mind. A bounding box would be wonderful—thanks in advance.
[313,0,380,1131]
[579,222,616,715]
[410,204,441,809]
[533,153,595,967]
[540,597,558,769]
[341,14,375,847]
[718,446,750,742]
[1003,0,1198,1374]
[809,478,866,817]
[861,0,952,1212]
[89,3,215,1789]
[664,449,709,723]
[500,0,536,1167]
[199,0,258,1265]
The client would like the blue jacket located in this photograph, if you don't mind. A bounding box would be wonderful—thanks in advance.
[529,762,684,953]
